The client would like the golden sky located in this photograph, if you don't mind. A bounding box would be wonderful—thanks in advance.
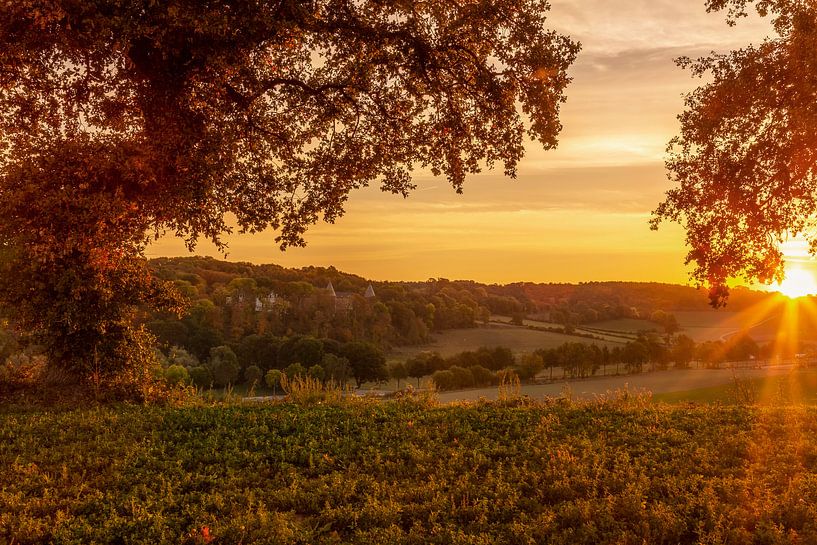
[148,1,775,285]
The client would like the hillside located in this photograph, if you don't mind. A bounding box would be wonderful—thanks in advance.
[145,257,785,359]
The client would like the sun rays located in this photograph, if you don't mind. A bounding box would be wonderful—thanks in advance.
[773,266,817,299]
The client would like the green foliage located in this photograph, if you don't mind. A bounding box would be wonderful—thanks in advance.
[163,365,190,386]
[167,346,198,369]
[342,341,387,388]
[208,346,240,387]
[388,361,408,388]
[516,353,544,380]
[468,364,496,387]
[307,364,325,382]
[320,354,351,386]
[264,369,283,392]
[188,366,213,389]
[1,0,579,393]
[5,403,817,543]
[284,363,307,380]
[431,369,456,391]
[243,365,263,386]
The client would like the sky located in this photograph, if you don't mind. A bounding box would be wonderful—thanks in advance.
[148,0,776,285]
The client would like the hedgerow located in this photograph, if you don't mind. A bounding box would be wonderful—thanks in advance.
[2,401,817,544]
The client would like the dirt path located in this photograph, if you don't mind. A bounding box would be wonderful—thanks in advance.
[436,365,797,403]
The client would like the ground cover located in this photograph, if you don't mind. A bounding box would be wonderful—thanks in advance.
[4,398,817,544]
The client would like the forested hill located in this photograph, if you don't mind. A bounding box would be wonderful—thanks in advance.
[145,257,774,358]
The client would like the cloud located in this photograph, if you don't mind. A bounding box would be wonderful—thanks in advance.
[548,0,773,55]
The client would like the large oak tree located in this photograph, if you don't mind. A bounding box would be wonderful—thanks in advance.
[0,0,579,390]
[652,0,817,305]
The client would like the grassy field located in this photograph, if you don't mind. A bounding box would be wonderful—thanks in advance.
[4,399,817,544]
[391,323,617,360]
[653,367,817,404]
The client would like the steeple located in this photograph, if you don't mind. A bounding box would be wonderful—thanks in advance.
[364,284,376,298]
[326,281,336,297]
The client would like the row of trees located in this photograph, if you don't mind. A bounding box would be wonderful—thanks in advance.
[157,337,388,390]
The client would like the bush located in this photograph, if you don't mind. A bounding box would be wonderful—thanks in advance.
[189,366,213,389]
[163,364,190,386]
[468,364,495,387]
[168,346,198,368]
[244,365,263,385]
[431,370,456,391]
[449,365,474,389]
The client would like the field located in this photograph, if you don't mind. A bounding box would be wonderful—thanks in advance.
[391,323,617,360]
[653,367,817,404]
[4,400,817,544]
[435,365,796,403]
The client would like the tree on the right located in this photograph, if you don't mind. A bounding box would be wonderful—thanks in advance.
[652,0,817,306]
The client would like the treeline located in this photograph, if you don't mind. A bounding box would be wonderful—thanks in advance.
[145,258,785,362]
[146,257,486,357]
[155,335,389,390]
[417,332,771,392]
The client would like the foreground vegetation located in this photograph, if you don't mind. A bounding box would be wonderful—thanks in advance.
[4,396,817,544]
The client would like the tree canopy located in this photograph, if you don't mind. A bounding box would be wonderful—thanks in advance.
[0,0,579,388]
[652,0,817,306]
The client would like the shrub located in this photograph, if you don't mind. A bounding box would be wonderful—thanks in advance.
[164,364,190,386]
[449,365,474,389]
[168,346,198,368]
[189,366,213,389]
[431,370,456,391]
[468,364,495,387]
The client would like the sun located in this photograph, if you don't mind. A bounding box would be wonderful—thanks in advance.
[775,266,817,299]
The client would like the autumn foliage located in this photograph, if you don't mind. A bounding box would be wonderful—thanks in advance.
[0,1,578,390]
[653,0,817,305]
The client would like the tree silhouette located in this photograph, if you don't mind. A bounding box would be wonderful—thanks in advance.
[652,0,817,306]
[0,1,579,390]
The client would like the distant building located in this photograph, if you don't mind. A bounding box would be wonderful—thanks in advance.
[227,290,283,313]
[325,281,376,312]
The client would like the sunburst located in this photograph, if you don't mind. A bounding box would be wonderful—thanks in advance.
[774,266,817,299]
